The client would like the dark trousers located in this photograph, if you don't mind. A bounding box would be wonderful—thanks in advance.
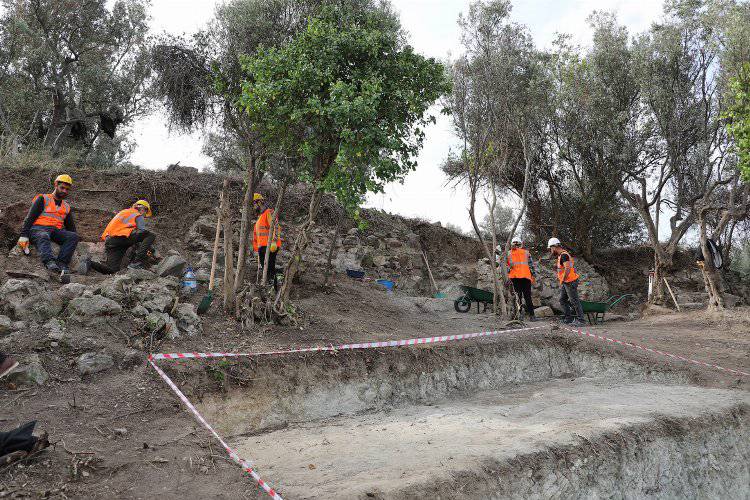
[560,279,585,322]
[258,246,278,286]
[511,278,535,316]
[92,230,155,274]
[29,225,79,267]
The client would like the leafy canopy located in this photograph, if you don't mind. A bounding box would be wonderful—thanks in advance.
[238,3,450,210]
[725,63,750,181]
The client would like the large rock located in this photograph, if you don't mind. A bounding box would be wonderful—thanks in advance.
[723,293,742,308]
[67,295,122,324]
[172,303,202,336]
[134,279,177,313]
[533,305,555,318]
[155,254,187,278]
[7,354,48,386]
[55,283,86,302]
[77,352,114,375]
[0,279,42,317]
[0,314,11,335]
[99,274,134,302]
[144,312,180,339]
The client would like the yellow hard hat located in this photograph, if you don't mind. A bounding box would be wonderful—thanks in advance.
[55,174,73,186]
[133,200,153,217]
[253,193,264,202]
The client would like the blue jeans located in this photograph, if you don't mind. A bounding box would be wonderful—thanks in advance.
[560,279,585,322]
[29,225,79,267]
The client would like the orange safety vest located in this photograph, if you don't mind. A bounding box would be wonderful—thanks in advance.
[101,208,140,240]
[557,251,579,283]
[253,208,282,252]
[33,194,70,229]
[507,248,532,279]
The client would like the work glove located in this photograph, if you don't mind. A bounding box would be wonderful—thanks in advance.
[530,275,536,285]
[270,242,278,252]
[17,236,30,255]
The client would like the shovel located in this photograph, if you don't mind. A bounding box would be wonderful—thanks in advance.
[197,209,222,315]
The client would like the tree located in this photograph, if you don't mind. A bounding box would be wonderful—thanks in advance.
[524,30,643,259]
[152,0,321,311]
[239,1,448,311]
[444,0,545,317]
[0,0,152,162]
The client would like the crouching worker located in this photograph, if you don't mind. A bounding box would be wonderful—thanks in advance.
[252,193,282,288]
[17,174,79,284]
[85,200,155,274]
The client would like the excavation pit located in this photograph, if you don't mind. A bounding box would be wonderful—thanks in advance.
[186,335,750,499]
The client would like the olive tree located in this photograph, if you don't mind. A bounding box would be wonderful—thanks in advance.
[0,0,152,163]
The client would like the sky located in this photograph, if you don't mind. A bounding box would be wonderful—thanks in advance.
[130,0,666,232]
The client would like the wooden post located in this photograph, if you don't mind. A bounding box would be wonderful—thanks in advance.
[421,250,438,295]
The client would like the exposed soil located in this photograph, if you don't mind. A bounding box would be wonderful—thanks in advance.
[2,166,749,499]
[2,272,749,498]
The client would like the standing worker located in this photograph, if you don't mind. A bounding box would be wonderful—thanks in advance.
[252,193,282,287]
[84,200,156,274]
[506,236,537,321]
[17,174,79,284]
[548,237,586,327]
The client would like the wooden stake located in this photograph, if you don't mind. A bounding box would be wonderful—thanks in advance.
[421,250,438,294]
[663,277,681,312]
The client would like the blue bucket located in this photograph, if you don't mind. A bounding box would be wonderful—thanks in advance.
[376,279,394,291]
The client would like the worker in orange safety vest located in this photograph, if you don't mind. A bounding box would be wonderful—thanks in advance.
[252,193,282,288]
[505,236,537,321]
[84,200,156,274]
[548,237,585,326]
[17,174,79,284]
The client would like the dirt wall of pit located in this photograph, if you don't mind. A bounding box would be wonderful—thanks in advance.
[405,406,750,500]
[183,335,694,436]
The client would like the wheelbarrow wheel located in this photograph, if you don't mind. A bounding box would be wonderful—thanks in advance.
[454,298,471,313]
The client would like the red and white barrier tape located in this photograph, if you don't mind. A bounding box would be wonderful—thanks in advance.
[147,325,543,497]
[565,327,750,378]
[148,325,547,361]
[148,359,283,500]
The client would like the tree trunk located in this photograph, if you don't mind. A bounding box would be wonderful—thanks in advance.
[323,222,342,287]
[699,214,725,310]
[261,179,287,286]
[234,154,256,297]
[221,179,236,314]
[275,187,325,310]
[469,178,507,317]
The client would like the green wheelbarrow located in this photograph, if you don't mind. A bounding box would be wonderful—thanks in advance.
[580,294,634,324]
[454,285,494,313]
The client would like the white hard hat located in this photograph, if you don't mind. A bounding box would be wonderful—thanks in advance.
[547,237,561,248]
[495,244,502,253]
[511,236,522,244]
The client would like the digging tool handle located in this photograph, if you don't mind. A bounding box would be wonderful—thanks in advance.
[208,207,222,292]
[662,277,681,312]
[421,250,438,294]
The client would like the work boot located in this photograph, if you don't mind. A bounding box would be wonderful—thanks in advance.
[528,315,538,322]
[0,355,19,379]
[571,319,587,328]
[45,260,61,273]
[127,261,143,270]
[561,317,573,324]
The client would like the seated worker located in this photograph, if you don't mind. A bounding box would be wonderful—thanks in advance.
[85,200,155,274]
[252,193,282,287]
[17,174,79,284]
